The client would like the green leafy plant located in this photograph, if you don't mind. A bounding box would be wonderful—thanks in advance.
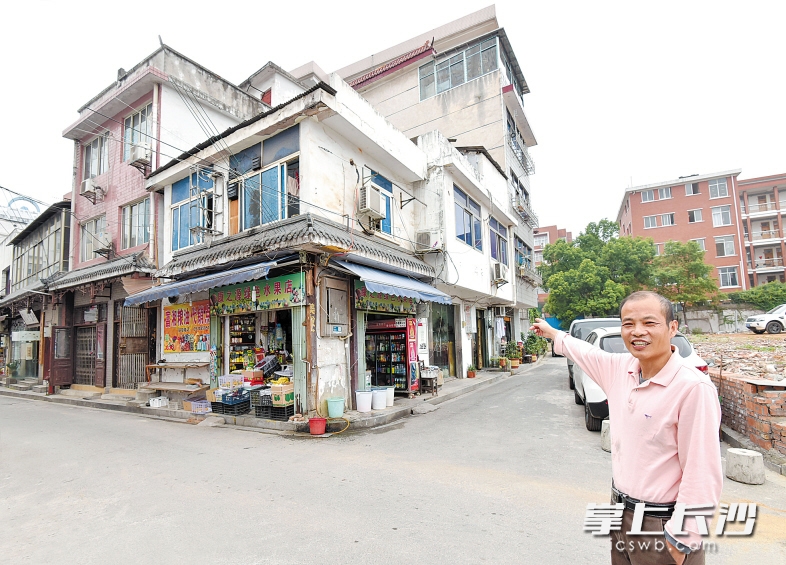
[467,364,476,371]
[505,341,521,359]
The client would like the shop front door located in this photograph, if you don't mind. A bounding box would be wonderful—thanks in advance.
[75,326,97,386]
[115,306,152,389]
[50,326,73,387]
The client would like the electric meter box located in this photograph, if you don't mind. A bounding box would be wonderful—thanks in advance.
[320,277,349,337]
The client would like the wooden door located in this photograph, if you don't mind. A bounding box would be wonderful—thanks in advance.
[50,326,74,387]
[116,306,150,389]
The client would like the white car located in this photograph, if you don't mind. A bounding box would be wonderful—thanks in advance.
[573,327,708,431]
[565,317,621,391]
[745,305,786,334]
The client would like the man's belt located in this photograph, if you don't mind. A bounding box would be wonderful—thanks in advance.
[611,484,676,518]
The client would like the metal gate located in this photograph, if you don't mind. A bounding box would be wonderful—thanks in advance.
[75,326,97,385]
[116,306,149,389]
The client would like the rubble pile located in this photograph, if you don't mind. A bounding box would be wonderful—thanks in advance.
[693,337,786,381]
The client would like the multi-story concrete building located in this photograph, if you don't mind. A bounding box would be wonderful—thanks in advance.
[334,5,540,356]
[533,225,572,267]
[738,173,786,287]
[617,170,746,292]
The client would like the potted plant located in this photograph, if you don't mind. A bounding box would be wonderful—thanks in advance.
[499,356,508,369]
[5,361,19,384]
[490,356,499,368]
[467,364,477,378]
[505,341,521,368]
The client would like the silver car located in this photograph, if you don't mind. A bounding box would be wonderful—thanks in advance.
[566,318,621,390]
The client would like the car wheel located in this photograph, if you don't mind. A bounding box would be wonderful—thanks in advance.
[569,374,575,390]
[585,403,602,431]
[752,329,765,334]
[767,322,782,334]
[574,388,584,405]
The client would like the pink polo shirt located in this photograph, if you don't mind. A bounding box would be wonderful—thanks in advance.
[555,332,722,545]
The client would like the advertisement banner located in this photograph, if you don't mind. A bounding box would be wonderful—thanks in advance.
[164,300,211,352]
[209,273,305,316]
[353,282,417,315]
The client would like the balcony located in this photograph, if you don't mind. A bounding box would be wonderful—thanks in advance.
[748,257,785,272]
[743,201,779,218]
[512,192,538,228]
[508,131,535,176]
[516,262,542,286]
[748,230,782,242]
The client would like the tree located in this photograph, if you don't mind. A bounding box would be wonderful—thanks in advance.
[598,236,656,293]
[546,259,627,325]
[729,282,786,311]
[651,240,718,329]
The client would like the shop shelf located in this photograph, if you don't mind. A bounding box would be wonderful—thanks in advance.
[271,405,295,421]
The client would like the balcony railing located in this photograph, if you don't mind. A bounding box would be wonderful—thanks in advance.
[516,262,542,286]
[512,192,538,228]
[749,230,781,241]
[748,257,784,269]
[508,131,536,176]
[746,201,778,214]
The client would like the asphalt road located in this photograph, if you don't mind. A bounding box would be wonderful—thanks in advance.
[1,357,785,564]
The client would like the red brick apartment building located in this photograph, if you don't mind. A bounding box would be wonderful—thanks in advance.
[616,170,747,292]
[738,173,786,287]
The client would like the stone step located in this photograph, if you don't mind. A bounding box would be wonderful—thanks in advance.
[101,393,135,401]
[58,389,101,399]
[7,383,32,391]
[21,378,39,384]
[32,385,48,394]
[135,389,158,402]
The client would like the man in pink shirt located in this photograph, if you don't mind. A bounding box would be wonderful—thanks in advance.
[531,291,722,565]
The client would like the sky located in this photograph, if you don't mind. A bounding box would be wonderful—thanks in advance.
[2,0,785,236]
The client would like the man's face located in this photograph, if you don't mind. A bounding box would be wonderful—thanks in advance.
[620,296,678,363]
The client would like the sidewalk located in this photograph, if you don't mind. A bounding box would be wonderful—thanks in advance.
[0,358,545,435]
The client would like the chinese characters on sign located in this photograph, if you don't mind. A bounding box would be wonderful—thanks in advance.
[164,300,211,352]
[209,273,305,316]
[353,282,417,314]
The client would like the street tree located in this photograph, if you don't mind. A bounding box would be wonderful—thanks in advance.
[545,259,627,324]
[651,240,718,329]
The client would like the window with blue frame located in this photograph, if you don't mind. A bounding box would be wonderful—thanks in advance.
[454,185,482,251]
[369,170,393,235]
[490,217,508,265]
[171,168,214,251]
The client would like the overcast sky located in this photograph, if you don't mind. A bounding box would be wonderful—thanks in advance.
[2,0,784,236]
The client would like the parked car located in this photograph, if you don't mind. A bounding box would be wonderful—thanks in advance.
[565,318,621,390]
[745,305,786,334]
[573,327,708,431]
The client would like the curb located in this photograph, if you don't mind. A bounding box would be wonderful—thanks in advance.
[0,357,546,434]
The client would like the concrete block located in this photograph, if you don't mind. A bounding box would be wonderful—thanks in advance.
[197,416,225,427]
[726,448,765,485]
[601,420,611,452]
[58,389,101,399]
[32,385,48,394]
[8,383,32,391]
[101,393,135,401]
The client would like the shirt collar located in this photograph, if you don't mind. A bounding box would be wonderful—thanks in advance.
[646,346,683,387]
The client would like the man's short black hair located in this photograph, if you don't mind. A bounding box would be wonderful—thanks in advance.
[619,291,675,324]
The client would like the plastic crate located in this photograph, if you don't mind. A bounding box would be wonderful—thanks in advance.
[255,355,281,378]
[222,400,250,416]
[190,400,212,414]
[210,402,224,415]
[271,405,295,421]
[218,374,244,389]
[254,405,273,419]
[221,389,250,405]
[149,397,169,408]
[250,387,272,407]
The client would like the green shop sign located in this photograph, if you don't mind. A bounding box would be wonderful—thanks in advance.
[354,281,417,314]
[210,272,305,315]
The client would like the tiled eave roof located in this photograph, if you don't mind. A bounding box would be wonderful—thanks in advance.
[348,42,434,89]
[47,253,156,291]
[158,214,434,280]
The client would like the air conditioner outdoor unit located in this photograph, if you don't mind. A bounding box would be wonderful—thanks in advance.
[358,184,385,220]
[416,230,442,252]
[129,144,151,167]
[95,234,113,253]
[492,262,508,283]
[82,178,99,194]
[494,306,506,317]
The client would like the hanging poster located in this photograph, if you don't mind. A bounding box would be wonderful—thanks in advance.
[353,282,417,315]
[164,300,211,352]
[209,273,305,315]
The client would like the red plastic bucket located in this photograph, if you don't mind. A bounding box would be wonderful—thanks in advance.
[309,417,327,435]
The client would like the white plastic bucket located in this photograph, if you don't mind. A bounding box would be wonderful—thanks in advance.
[371,389,387,410]
[385,386,395,407]
[356,390,373,413]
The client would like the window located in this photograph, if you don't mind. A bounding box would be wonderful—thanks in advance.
[654,243,661,256]
[83,132,109,181]
[533,234,548,248]
[685,182,700,196]
[122,198,150,249]
[644,215,657,229]
[715,236,735,257]
[718,267,739,288]
[489,217,508,265]
[171,170,213,251]
[534,251,543,264]
[658,187,672,200]
[454,186,482,251]
[515,236,533,269]
[419,37,498,100]
[709,178,729,199]
[123,103,153,161]
[81,215,106,261]
[11,212,68,291]
[641,190,654,203]
[688,209,703,223]
[661,213,675,226]
[369,170,393,236]
[691,238,706,251]
[712,205,732,227]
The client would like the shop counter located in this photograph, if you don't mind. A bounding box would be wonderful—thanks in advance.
[145,362,210,383]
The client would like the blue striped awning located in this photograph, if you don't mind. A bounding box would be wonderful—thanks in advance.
[334,260,451,304]
[124,261,276,306]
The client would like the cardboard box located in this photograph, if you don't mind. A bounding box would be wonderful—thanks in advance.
[271,383,294,406]
[242,370,265,382]
[206,388,223,402]
[182,395,207,412]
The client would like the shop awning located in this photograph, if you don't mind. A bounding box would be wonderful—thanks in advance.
[334,260,451,304]
[124,261,276,307]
